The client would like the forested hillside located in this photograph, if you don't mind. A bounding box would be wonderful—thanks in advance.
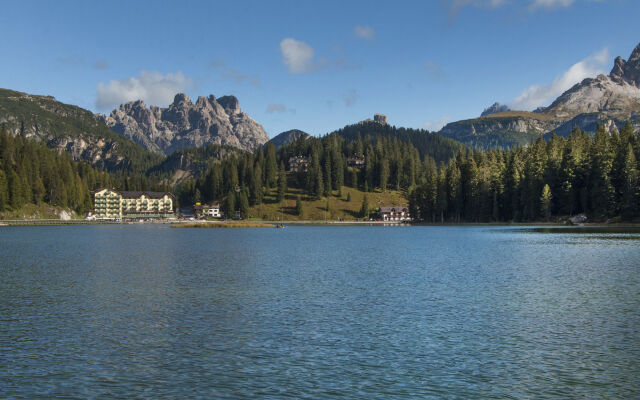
[175,131,431,216]
[409,122,640,222]
[0,89,162,173]
[332,121,464,163]
[0,128,168,215]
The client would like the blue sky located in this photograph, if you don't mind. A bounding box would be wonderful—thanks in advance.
[1,0,638,137]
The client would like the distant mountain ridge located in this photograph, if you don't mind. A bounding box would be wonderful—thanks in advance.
[481,102,510,116]
[268,129,311,148]
[98,93,269,155]
[539,43,640,119]
[438,42,640,149]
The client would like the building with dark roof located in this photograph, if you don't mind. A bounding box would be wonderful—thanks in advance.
[378,206,410,221]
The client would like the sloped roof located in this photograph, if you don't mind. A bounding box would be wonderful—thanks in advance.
[379,206,409,213]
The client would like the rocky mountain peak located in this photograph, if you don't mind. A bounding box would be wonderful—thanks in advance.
[217,95,240,114]
[99,93,269,155]
[172,93,192,105]
[609,43,640,86]
[481,102,510,116]
[610,56,626,80]
[541,42,640,119]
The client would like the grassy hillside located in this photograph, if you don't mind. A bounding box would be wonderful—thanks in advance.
[438,111,563,149]
[247,185,407,221]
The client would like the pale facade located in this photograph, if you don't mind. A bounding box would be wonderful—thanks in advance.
[93,189,175,220]
[194,203,221,218]
[378,206,411,221]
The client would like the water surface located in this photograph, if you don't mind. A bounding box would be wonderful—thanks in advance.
[1,225,638,399]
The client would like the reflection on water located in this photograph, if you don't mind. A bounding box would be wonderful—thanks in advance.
[0,225,639,399]
[524,226,640,234]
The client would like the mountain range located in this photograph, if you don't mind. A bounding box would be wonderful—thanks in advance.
[1,42,638,178]
[98,93,269,155]
[0,88,161,172]
[438,42,640,148]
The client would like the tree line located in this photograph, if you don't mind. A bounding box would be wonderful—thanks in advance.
[175,131,429,217]
[409,123,640,222]
[0,128,168,214]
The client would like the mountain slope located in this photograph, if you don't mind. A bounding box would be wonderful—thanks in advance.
[541,43,640,119]
[438,42,640,149]
[147,143,241,184]
[0,88,162,172]
[268,129,311,148]
[332,121,465,163]
[99,93,269,155]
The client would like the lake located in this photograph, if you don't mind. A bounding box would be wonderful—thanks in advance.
[1,225,639,399]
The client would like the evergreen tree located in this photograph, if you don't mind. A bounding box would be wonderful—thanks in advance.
[238,191,250,219]
[295,195,303,216]
[9,170,23,209]
[540,184,552,221]
[621,143,639,220]
[277,162,287,203]
[223,190,236,219]
[379,158,389,192]
[264,142,278,187]
[323,156,332,197]
[0,170,8,211]
[315,168,324,200]
[359,194,370,219]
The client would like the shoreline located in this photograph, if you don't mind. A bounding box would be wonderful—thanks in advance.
[1,219,639,228]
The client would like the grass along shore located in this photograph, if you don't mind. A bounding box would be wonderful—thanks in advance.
[247,185,407,221]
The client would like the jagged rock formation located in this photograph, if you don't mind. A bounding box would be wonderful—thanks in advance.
[98,93,269,155]
[481,102,511,116]
[538,43,640,119]
[439,42,640,149]
[0,88,161,171]
[268,129,311,148]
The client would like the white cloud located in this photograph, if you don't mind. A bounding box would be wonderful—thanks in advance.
[280,38,317,74]
[96,71,193,110]
[265,103,296,114]
[510,47,609,110]
[209,57,260,86]
[424,61,447,80]
[424,116,451,131]
[343,89,358,107]
[92,59,109,70]
[266,104,286,113]
[354,25,376,39]
[446,0,507,19]
[529,0,574,10]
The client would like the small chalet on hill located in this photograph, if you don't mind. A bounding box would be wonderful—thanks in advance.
[378,206,411,221]
[347,155,365,168]
[288,155,309,172]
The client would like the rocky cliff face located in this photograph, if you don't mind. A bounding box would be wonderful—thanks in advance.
[439,112,562,148]
[98,93,269,155]
[439,42,640,149]
[542,43,640,119]
[481,102,510,116]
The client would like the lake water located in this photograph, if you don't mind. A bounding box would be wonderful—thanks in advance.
[1,225,639,399]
